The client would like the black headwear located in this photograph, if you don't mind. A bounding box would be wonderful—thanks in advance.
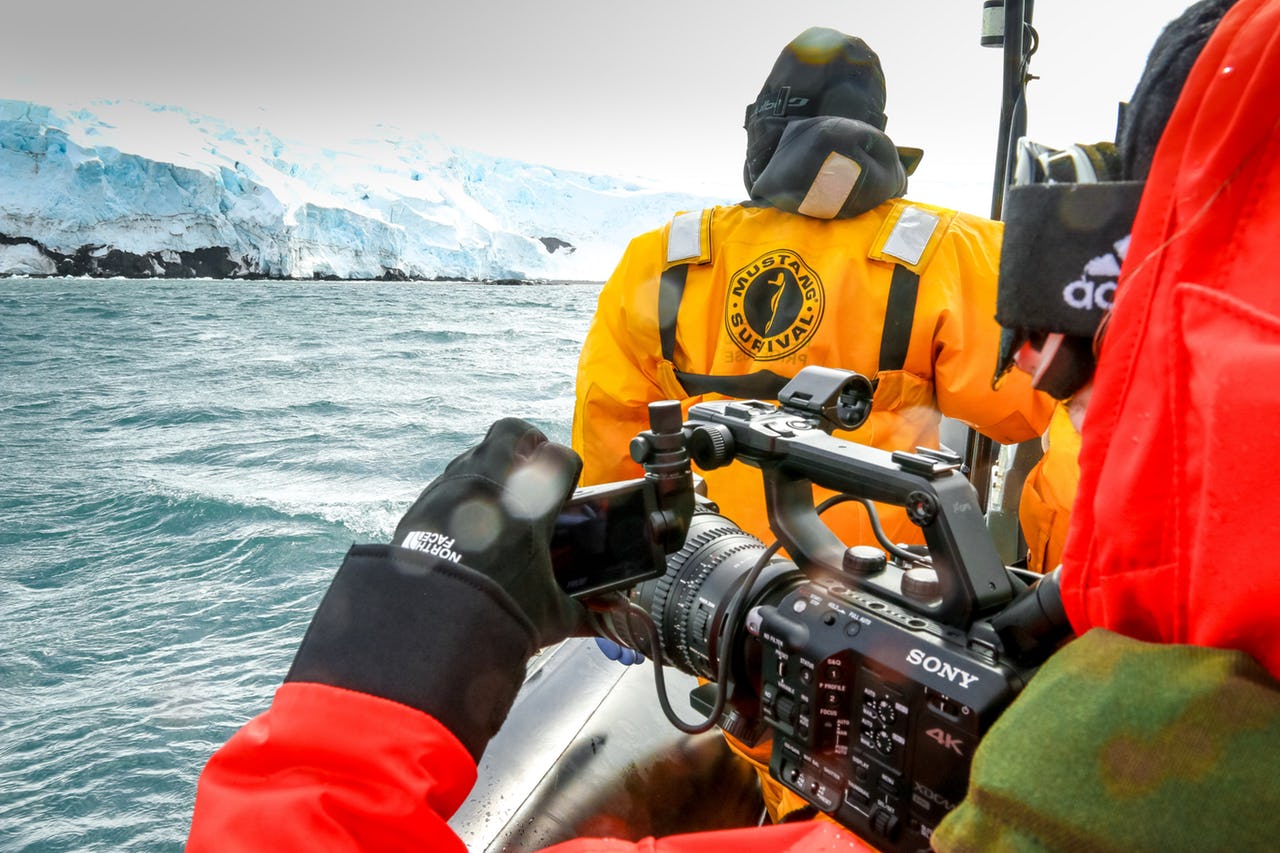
[1118,0,1242,181]
[744,27,921,194]
[993,0,1240,398]
[993,146,1144,398]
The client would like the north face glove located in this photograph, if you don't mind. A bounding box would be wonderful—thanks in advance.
[392,416,588,645]
[286,418,591,759]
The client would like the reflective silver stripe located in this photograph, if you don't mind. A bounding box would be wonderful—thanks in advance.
[881,206,941,266]
[666,210,704,264]
[797,152,863,219]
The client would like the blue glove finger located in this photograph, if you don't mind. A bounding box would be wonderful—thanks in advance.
[595,637,645,666]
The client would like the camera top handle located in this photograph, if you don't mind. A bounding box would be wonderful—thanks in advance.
[684,366,1017,630]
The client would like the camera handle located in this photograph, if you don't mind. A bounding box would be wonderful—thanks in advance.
[685,368,1019,629]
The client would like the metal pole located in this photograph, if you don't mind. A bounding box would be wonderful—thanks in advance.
[969,0,1031,516]
[990,0,1030,219]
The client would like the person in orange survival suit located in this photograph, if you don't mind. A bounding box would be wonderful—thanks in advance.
[571,27,1053,558]
[570,30,1053,821]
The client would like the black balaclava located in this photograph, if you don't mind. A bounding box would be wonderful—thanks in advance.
[744,27,889,194]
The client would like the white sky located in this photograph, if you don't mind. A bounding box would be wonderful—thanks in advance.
[8,0,1197,216]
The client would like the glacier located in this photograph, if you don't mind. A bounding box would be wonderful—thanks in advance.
[0,99,736,282]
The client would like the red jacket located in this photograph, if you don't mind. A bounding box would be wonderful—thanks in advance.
[1058,0,1280,678]
[187,681,875,853]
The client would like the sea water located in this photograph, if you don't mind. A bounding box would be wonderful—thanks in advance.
[0,277,604,851]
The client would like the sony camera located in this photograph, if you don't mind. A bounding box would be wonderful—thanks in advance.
[561,365,1071,853]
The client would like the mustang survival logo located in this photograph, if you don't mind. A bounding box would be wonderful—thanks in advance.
[725,250,825,360]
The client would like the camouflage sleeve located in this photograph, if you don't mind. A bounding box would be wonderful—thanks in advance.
[934,628,1280,852]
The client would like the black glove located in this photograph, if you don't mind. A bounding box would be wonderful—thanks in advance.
[286,418,589,759]
[392,417,587,646]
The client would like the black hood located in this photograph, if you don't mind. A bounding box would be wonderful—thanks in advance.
[744,27,921,197]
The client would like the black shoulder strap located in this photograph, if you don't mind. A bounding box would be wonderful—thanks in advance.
[658,264,687,362]
[877,263,920,373]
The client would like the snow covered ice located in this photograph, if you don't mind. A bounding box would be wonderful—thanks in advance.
[0,99,733,281]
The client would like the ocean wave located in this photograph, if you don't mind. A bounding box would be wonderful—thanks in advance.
[107,404,250,429]
[0,277,602,851]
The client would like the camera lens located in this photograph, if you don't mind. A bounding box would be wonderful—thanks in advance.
[633,506,800,681]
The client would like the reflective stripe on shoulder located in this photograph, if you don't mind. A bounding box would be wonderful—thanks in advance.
[880,205,940,265]
[666,209,712,265]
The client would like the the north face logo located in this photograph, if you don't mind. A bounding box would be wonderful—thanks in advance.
[725,250,825,360]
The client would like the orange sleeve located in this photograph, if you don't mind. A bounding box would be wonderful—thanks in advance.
[1018,404,1082,573]
[572,231,672,485]
[930,214,1055,444]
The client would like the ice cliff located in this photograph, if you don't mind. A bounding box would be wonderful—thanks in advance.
[0,99,735,281]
